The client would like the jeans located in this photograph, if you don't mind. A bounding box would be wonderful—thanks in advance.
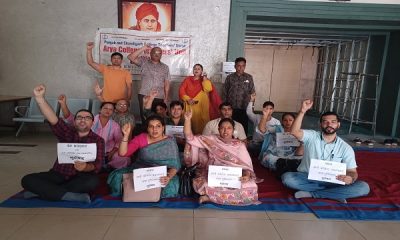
[281,172,370,201]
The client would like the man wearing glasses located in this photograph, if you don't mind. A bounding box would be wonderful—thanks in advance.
[21,84,105,203]
[128,45,171,123]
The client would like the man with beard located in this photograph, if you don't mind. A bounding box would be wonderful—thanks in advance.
[281,99,370,203]
[21,84,105,203]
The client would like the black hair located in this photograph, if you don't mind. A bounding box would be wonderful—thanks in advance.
[74,109,94,120]
[193,63,203,71]
[218,117,235,129]
[235,57,246,65]
[170,100,184,109]
[262,101,274,108]
[151,101,168,113]
[219,102,232,110]
[111,52,123,59]
[145,114,166,129]
[282,112,296,121]
[100,102,115,109]
[320,111,340,123]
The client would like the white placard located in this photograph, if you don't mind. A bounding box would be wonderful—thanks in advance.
[208,165,242,189]
[308,159,346,185]
[133,166,167,192]
[222,62,235,73]
[57,143,97,164]
[276,132,300,147]
[165,125,184,138]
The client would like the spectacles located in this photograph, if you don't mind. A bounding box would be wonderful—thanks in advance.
[75,116,93,121]
[117,103,128,107]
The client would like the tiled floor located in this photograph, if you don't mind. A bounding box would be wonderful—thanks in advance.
[0,131,400,240]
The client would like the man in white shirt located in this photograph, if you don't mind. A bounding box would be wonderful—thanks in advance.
[247,93,280,154]
[202,102,247,141]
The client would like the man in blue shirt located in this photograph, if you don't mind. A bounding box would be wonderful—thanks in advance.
[281,99,370,203]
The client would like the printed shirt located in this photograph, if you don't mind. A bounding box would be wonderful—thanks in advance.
[50,119,105,178]
[137,56,171,99]
[224,72,255,109]
[297,130,357,173]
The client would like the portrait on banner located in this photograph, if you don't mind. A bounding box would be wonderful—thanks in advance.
[118,0,175,32]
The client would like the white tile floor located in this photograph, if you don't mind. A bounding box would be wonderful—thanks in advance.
[1,131,400,240]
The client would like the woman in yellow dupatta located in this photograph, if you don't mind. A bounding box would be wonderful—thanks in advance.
[179,64,221,134]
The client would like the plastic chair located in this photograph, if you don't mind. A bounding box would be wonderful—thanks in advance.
[59,98,90,119]
[12,97,59,137]
[91,99,102,116]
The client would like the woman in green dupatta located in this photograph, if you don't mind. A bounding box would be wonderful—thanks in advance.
[107,115,181,198]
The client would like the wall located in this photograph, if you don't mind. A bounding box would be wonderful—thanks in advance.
[0,0,230,116]
[244,45,318,112]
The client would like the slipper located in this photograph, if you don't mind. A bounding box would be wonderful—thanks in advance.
[353,137,362,145]
[383,138,392,146]
[363,139,375,146]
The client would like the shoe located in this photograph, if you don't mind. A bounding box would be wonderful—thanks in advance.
[384,138,392,146]
[363,139,375,146]
[353,137,362,145]
[391,139,398,146]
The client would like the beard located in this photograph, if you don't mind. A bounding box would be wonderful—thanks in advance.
[322,126,338,135]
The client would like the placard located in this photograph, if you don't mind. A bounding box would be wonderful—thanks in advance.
[57,143,97,164]
[276,132,300,147]
[208,165,242,189]
[308,159,346,185]
[133,166,167,191]
[222,62,235,73]
[165,125,184,138]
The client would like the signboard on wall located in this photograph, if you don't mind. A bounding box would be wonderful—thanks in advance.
[94,28,193,76]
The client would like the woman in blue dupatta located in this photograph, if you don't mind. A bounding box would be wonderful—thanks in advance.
[107,115,181,198]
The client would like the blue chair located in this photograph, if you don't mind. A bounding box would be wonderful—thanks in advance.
[13,97,59,137]
[59,98,90,120]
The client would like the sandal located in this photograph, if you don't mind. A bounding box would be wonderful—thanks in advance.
[363,139,375,146]
[353,137,362,145]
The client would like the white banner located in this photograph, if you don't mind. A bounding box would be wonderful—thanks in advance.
[276,132,300,147]
[133,166,167,191]
[94,28,192,76]
[57,143,97,164]
[208,165,242,189]
[308,159,346,185]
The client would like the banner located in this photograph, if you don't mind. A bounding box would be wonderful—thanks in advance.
[94,28,192,76]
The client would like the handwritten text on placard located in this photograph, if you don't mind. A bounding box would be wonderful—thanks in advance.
[57,143,97,164]
[208,165,242,189]
[308,159,346,185]
[133,166,167,192]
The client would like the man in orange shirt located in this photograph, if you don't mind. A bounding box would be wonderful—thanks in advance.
[86,42,132,103]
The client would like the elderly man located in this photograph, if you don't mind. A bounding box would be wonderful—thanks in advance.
[224,57,255,135]
[21,84,105,203]
[86,42,132,103]
[128,45,171,123]
[281,99,370,203]
[202,102,247,141]
[129,3,161,32]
